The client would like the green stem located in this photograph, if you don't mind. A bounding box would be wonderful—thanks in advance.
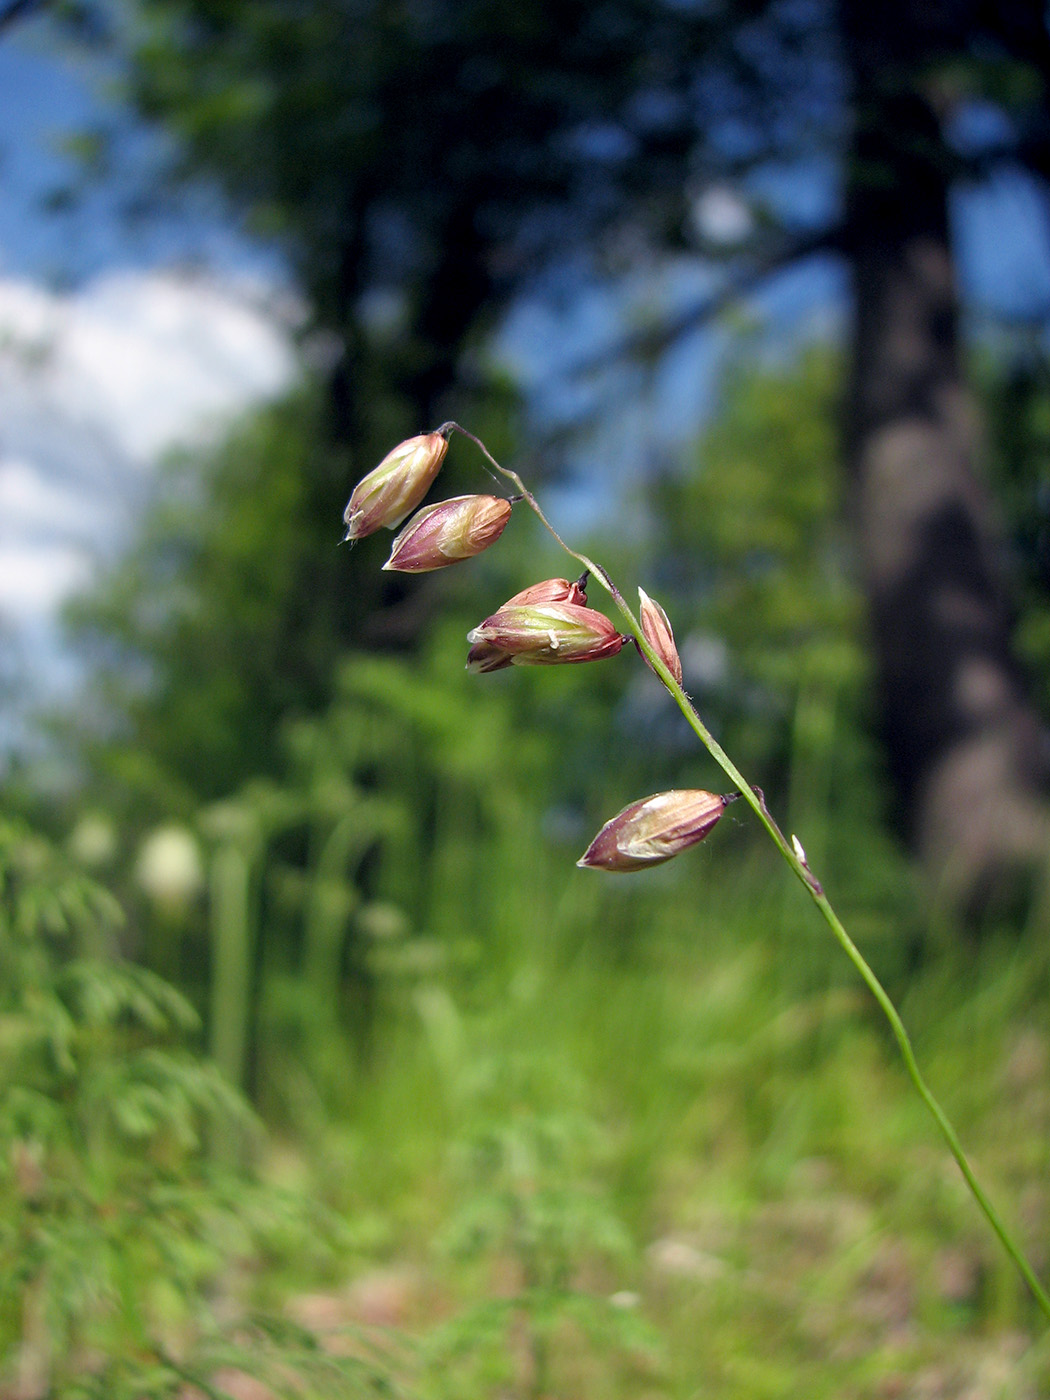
[449,421,1050,1324]
[209,843,253,1093]
[659,660,1050,1322]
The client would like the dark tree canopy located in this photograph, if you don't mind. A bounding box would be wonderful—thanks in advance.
[49,0,1050,904]
[112,0,845,423]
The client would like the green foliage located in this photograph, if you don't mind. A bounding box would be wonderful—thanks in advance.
[649,345,917,935]
[0,819,386,1398]
[420,1054,657,1400]
[184,619,586,1111]
[64,385,357,811]
[296,870,1050,1398]
[654,345,858,749]
[60,374,529,822]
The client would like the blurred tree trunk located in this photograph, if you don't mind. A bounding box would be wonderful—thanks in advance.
[842,0,1050,911]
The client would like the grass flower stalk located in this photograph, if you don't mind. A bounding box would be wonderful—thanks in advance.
[433,420,1050,1322]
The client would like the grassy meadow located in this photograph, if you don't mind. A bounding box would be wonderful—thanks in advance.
[4,356,1050,1396]
[5,614,1050,1398]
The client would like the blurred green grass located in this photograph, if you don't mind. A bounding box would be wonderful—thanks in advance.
[264,836,1050,1398]
[28,615,1047,1397]
[16,623,1050,1395]
[207,631,1049,1394]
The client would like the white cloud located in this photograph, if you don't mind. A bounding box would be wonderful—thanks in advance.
[0,541,89,616]
[0,266,300,698]
[0,278,55,347]
[57,272,299,461]
[0,456,102,535]
[0,268,299,466]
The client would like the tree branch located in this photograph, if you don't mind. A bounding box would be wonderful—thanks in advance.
[565,225,844,381]
[0,0,45,36]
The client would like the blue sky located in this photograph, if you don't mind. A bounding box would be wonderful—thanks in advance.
[0,26,284,282]
[0,36,103,276]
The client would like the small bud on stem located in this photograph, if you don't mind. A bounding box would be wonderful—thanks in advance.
[578,790,735,872]
[342,430,449,541]
[466,601,623,672]
[383,495,513,572]
[637,587,683,685]
[504,575,589,608]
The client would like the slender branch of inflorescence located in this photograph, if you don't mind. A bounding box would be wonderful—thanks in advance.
[445,421,1050,1323]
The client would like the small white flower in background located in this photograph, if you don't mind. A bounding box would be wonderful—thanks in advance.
[136,825,204,907]
[358,902,410,941]
[68,813,117,868]
[609,1290,641,1310]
